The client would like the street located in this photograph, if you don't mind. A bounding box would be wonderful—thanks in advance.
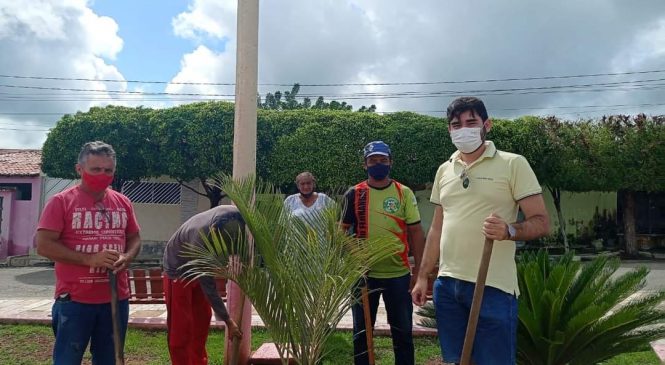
[1,260,664,299]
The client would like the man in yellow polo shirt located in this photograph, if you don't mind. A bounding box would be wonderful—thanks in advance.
[412,97,550,365]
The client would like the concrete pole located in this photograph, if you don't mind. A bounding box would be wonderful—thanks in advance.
[226,0,258,364]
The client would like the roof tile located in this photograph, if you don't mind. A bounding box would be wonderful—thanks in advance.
[0,149,42,176]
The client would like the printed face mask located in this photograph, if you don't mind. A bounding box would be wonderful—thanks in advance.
[450,127,483,154]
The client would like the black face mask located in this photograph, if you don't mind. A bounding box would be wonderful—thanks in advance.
[367,163,391,180]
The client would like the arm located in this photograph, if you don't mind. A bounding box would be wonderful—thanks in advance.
[199,276,242,338]
[412,205,443,306]
[483,194,550,241]
[339,188,355,233]
[407,223,425,279]
[113,231,142,273]
[36,229,119,269]
[199,276,230,321]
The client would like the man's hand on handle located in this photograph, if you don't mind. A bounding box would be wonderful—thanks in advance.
[112,253,132,274]
[225,319,243,339]
[85,249,120,270]
[482,213,510,241]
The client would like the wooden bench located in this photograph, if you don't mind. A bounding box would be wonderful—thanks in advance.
[128,268,227,304]
[127,267,431,305]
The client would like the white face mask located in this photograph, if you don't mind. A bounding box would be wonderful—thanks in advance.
[450,127,483,154]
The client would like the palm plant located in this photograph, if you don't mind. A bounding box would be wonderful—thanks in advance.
[415,251,665,364]
[415,301,437,329]
[181,175,401,365]
[517,250,665,365]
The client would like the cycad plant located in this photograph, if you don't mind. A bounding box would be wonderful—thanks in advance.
[415,301,437,329]
[181,175,400,365]
[517,250,665,365]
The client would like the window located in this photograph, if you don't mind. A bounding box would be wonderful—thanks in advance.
[0,183,32,200]
[121,181,181,205]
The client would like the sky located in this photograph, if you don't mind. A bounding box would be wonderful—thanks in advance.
[1,0,665,149]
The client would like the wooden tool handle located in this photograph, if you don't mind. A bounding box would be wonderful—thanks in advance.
[460,238,494,365]
[109,271,124,365]
[361,286,375,365]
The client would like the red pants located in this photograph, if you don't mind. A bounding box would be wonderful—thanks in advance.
[164,277,213,365]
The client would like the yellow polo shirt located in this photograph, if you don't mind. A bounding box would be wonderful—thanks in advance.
[430,141,542,295]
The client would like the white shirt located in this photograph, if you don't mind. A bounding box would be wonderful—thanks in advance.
[283,193,332,219]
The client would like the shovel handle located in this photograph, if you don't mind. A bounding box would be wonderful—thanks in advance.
[361,286,375,365]
[109,271,124,365]
[460,238,494,365]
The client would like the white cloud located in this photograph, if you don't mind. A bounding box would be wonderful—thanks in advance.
[614,19,665,71]
[169,0,665,119]
[165,45,236,104]
[172,0,236,41]
[4,0,665,149]
[0,0,126,148]
[78,6,123,59]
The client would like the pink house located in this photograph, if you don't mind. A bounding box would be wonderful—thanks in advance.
[0,149,43,260]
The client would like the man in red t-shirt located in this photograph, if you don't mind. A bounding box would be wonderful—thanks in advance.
[37,141,141,365]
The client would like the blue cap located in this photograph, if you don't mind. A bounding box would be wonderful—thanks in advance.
[363,141,391,158]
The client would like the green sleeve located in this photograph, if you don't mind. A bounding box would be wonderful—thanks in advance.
[403,187,421,224]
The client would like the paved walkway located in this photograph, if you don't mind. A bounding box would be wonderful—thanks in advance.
[1,264,664,361]
[0,297,437,336]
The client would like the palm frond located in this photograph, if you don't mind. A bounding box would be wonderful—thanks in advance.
[415,301,437,329]
[517,249,665,365]
[182,174,401,365]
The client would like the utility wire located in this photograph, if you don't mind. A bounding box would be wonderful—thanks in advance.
[1,68,665,86]
[1,77,665,99]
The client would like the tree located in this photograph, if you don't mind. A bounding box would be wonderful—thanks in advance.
[41,106,158,190]
[153,101,235,208]
[268,111,389,191]
[381,112,451,189]
[527,118,594,251]
[259,83,375,112]
[182,175,400,365]
[589,115,665,256]
[256,109,346,183]
[266,110,449,192]
[259,83,305,110]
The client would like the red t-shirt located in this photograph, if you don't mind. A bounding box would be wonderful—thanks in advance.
[38,185,140,304]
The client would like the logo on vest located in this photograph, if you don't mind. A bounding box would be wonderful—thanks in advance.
[383,197,400,213]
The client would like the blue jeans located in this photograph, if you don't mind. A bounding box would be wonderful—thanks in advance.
[433,276,517,365]
[352,274,414,365]
[51,297,129,365]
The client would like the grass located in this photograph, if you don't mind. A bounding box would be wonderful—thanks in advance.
[0,324,660,364]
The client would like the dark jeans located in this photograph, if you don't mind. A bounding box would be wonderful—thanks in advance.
[51,297,129,365]
[433,276,517,365]
[352,273,414,365]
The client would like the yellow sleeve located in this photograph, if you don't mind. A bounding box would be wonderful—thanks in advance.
[429,163,446,205]
[510,155,542,201]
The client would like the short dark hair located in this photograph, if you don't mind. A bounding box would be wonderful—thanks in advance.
[446,97,489,123]
[77,141,116,165]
